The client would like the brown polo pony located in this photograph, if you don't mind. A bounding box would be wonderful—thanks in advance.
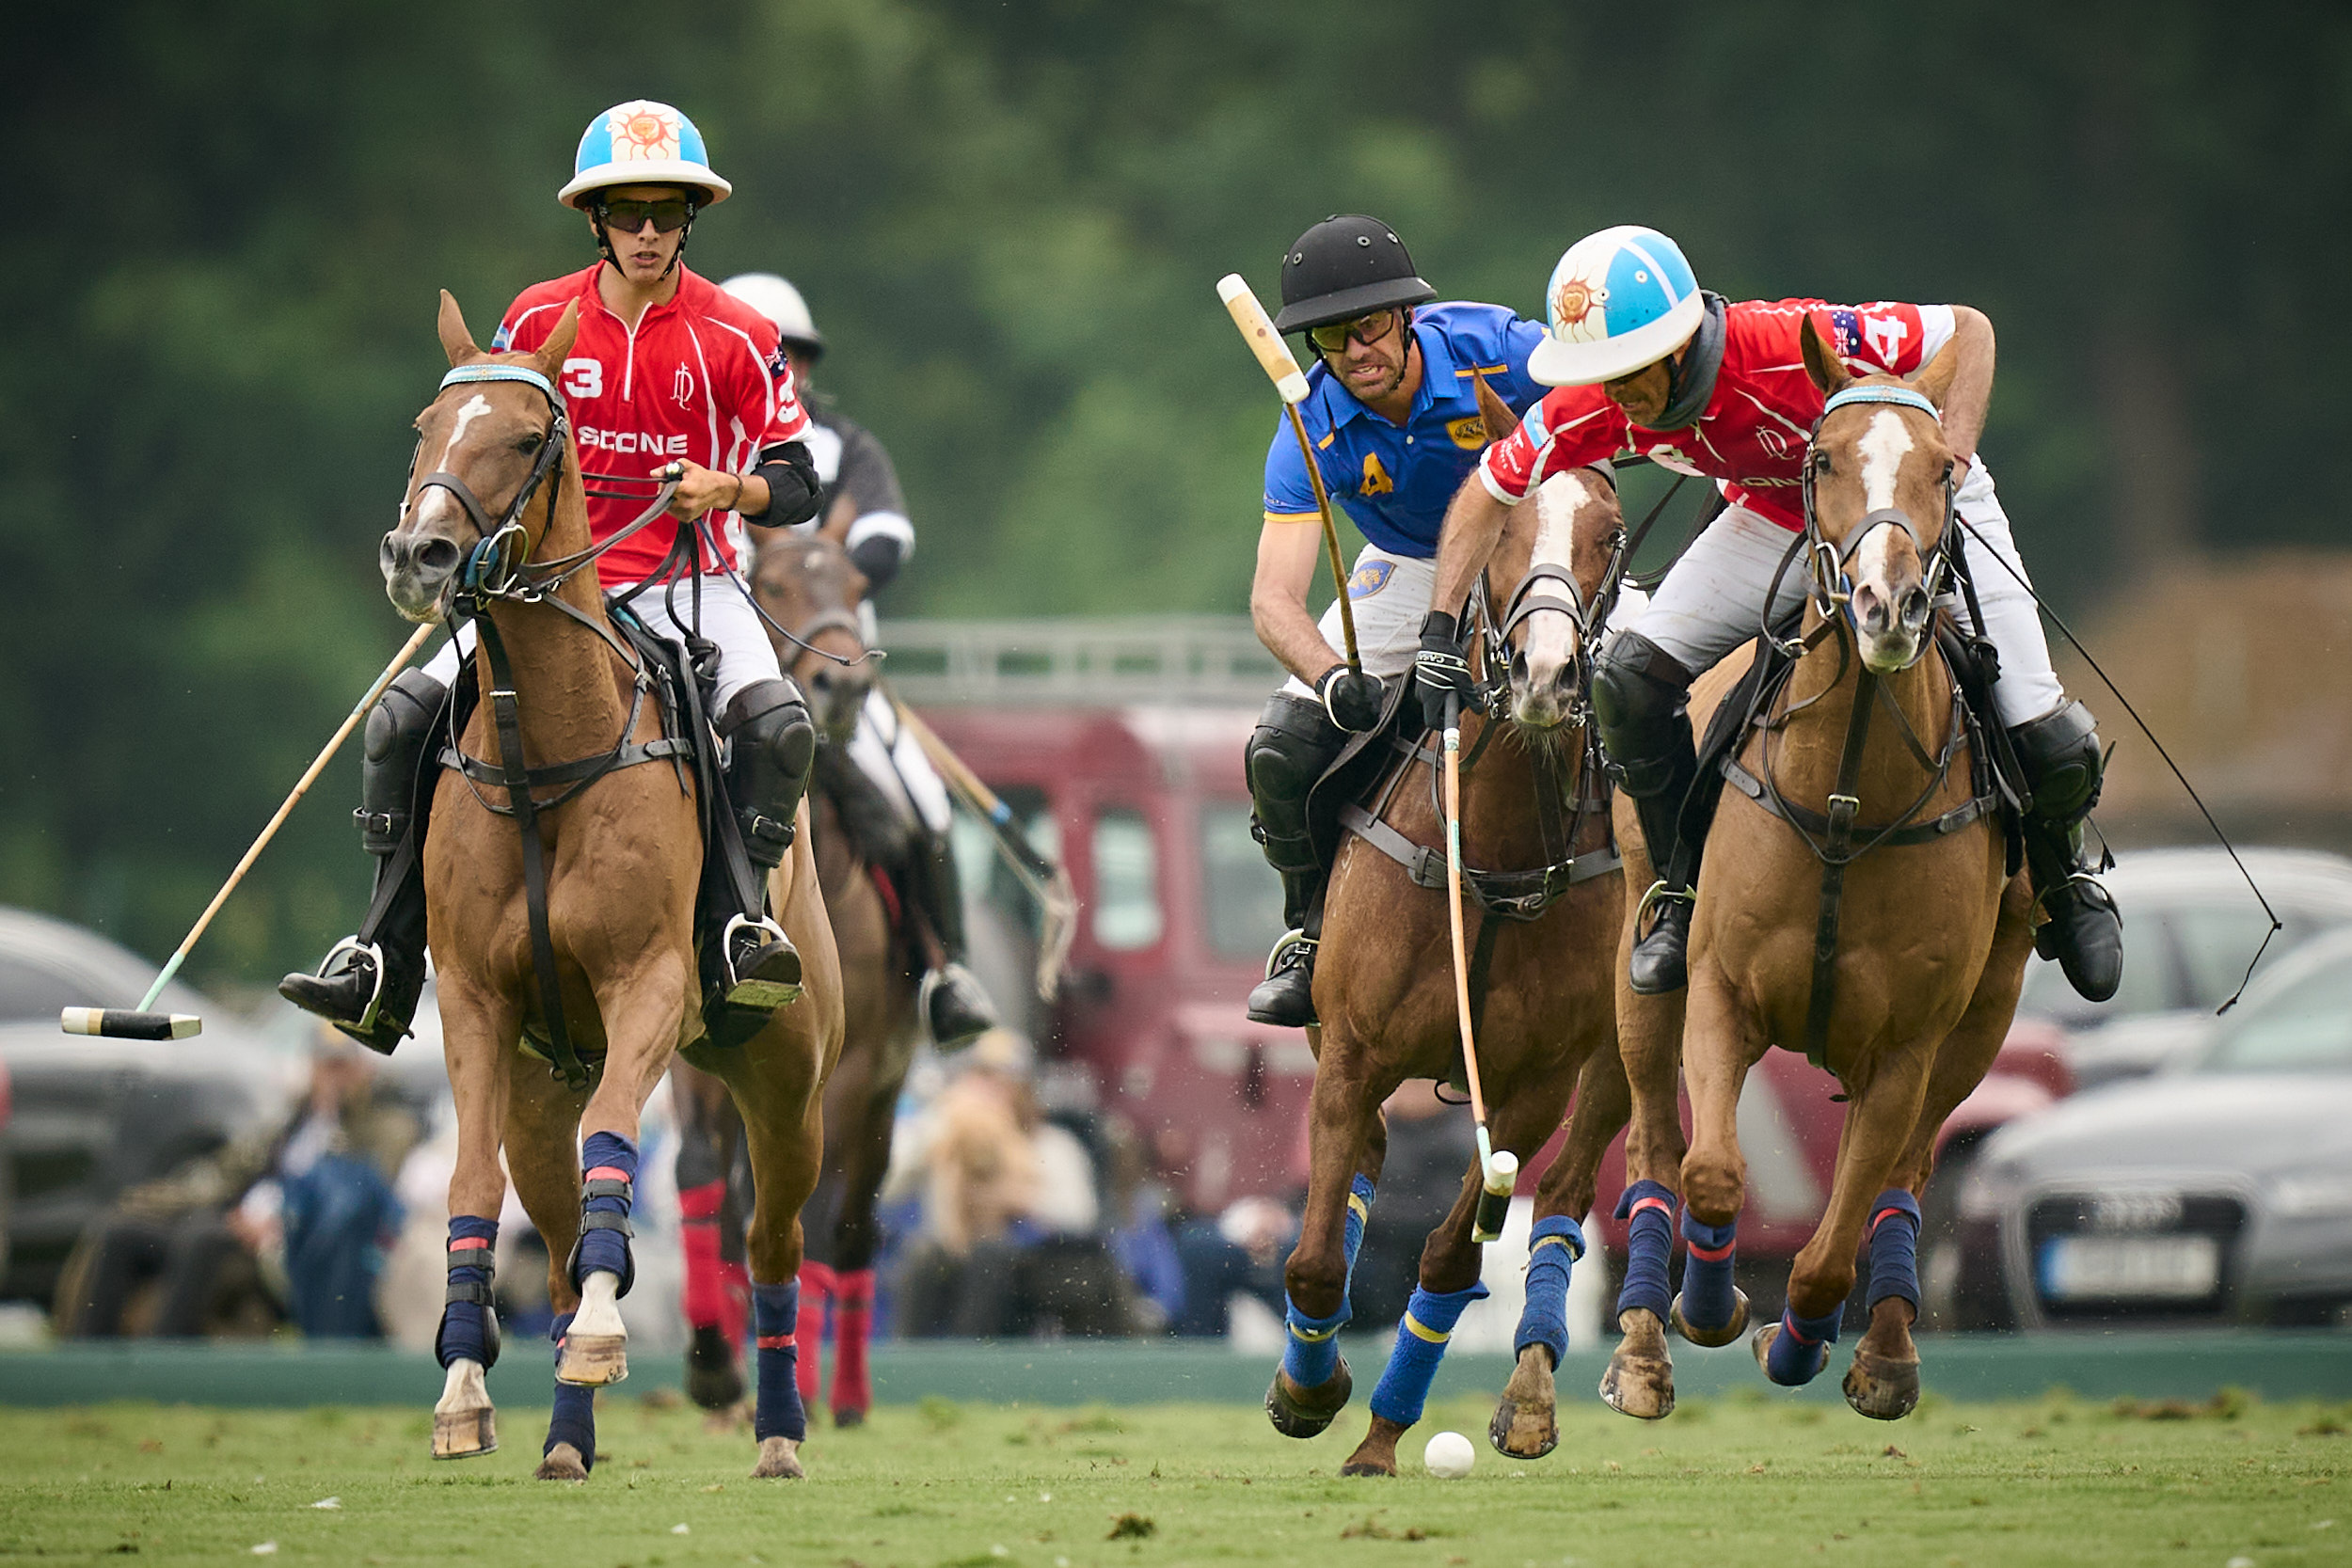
[1601,325,2033,1422]
[671,526,922,1428]
[386,293,841,1481]
[1266,458,1631,1477]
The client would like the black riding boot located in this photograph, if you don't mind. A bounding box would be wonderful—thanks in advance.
[1593,635,1703,995]
[2010,700,2123,1003]
[906,829,997,1051]
[278,669,448,1053]
[1242,693,1347,1027]
[719,678,818,1011]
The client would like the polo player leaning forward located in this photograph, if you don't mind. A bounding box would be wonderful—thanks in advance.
[281,100,829,1048]
[1240,214,1583,1027]
[1418,225,2122,1003]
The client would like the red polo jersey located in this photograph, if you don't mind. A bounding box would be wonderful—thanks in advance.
[493,263,811,585]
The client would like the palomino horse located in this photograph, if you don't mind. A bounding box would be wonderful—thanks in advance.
[1602,324,2034,1422]
[672,527,922,1428]
[1266,462,1631,1476]
[386,293,842,1480]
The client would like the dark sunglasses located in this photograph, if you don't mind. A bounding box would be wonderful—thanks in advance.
[1308,308,1403,355]
[596,197,695,234]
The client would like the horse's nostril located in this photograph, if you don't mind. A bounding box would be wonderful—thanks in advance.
[1901,586,1931,627]
[418,538,459,575]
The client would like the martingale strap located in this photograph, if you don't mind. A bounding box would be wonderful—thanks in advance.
[1799,667,1880,1071]
[1337,801,1619,919]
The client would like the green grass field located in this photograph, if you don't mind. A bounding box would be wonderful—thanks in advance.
[0,1388,2344,1567]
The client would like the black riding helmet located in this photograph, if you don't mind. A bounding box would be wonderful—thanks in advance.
[1272,214,1438,334]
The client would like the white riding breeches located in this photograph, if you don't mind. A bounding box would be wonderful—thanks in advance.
[420,574,786,718]
[1279,545,1437,697]
[848,685,953,836]
[1629,461,2064,727]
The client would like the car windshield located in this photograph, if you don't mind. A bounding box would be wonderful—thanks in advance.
[2199,954,2352,1073]
[1199,802,1285,961]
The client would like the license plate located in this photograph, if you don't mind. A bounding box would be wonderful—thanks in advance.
[2040,1234,2220,1301]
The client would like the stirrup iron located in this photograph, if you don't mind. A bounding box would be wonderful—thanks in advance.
[723,912,803,1011]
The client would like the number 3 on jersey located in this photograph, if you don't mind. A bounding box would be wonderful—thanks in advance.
[563,357,604,400]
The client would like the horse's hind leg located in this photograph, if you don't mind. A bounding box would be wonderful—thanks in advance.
[1603,899,1694,1418]
[500,1057,596,1479]
[673,1060,748,1414]
[726,1020,832,1480]
[821,1031,908,1427]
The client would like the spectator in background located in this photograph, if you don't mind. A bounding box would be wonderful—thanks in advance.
[1170,1194,1295,1338]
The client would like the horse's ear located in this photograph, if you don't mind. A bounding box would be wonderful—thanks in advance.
[533,301,581,370]
[437,290,480,367]
[1800,312,1850,396]
[1471,370,1520,445]
[818,490,856,544]
[1914,336,1962,411]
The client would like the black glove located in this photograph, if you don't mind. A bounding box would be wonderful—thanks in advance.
[1314,664,1385,734]
[1416,610,1476,732]
[847,531,905,592]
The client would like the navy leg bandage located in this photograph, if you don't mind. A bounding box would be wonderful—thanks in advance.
[1370,1281,1488,1426]
[573,1131,638,1292]
[1866,1188,1924,1312]
[1614,1180,1677,1322]
[436,1215,500,1369]
[1281,1174,1375,1390]
[1764,1304,1842,1386]
[1515,1215,1585,1367]
[545,1311,596,1466]
[752,1280,808,1442]
[1678,1206,1740,1331]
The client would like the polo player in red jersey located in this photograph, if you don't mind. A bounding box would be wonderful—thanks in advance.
[281,100,827,1050]
[1417,225,2122,1005]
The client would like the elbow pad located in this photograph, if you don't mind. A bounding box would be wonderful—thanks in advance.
[747,441,821,531]
[844,511,914,592]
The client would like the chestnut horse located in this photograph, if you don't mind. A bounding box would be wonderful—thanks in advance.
[1601,325,2033,1422]
[1265,462,1632,1476]
[386,294,842,1480]
[672,527,920,1428]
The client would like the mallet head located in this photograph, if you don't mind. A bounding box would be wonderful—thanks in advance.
[61,1007,202,1041]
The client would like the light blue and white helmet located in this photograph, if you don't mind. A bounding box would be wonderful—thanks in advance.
[1526,226,1705,387]
[558,101,733,210]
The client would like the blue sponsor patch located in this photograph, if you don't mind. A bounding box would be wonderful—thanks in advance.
[1347,560,1395,599]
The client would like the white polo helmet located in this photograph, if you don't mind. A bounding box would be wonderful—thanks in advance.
[559,100,733,209]
[1527,226,1706,387]
[721,273,824,358]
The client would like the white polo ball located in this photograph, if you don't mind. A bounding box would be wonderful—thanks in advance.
[1422,1430,1474,1479]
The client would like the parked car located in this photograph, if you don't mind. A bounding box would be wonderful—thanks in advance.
[1956,923,2352,1329]
[2014,847,2352,1089]
[0,906,299,1307]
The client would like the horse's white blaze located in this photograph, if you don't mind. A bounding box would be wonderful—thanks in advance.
[1857,408,1914,514]
[1523,472,1589,673]
[571,1269,626,1338]
[1851,522,1902,594]
[441,393,493,470]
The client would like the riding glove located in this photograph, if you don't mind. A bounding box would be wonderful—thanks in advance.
[1315,664,1385,734]
[1415,611,1477,732]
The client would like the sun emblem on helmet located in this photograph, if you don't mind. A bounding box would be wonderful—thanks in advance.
[615,107,677,160]
[1551,277,1606,332]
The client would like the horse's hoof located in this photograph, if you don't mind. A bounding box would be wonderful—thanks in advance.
[1842,1348,1921,1420]
[685,1326,744,1411]
[556,1334,628,1387]
[534,1442,588,1481]
[833,1407,866,1429]
[1599,1310,1675,1421]
[1670,1287,1752,1349]
[1489,1345,1559,1458]
[431,1407,496,1461]
[1337,1458,1396,1478]
[751,1436,805,1479]
[1752,1323,1830,1387]
[1264,1359,1353,1439]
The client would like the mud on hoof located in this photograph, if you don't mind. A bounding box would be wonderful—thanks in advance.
[1842,1347,1921,1420]
[1599,1309,1675,1421]
[556,1334,628,1387]
[685,1324,744,1411]
[752,1436,805,1479]
[432,1407,496,1460]
[1489,1345,1559,1458]
[1264,1359,1353,1439]
[1670,1286,1751,1349]
[534,1442,588,1481]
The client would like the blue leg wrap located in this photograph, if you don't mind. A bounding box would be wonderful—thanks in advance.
[1678,1206,1740,1331]
[1515,1215,1585,1367]
[545,1312,596,1466]
[1764,1304,1843,1386]
[1866,1188,1924,1312]
[1370,1281,1489,1426]
[1613,1180,1677,1322]
[574,1131,638,1289]
[1279,1174,1375,1389]
[1342,1174,1375,1291]
[436,1215,499,1369]
[751,1281,808,1442]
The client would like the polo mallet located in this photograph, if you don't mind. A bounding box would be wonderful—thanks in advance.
[60,620,440,1041]
[1215,274,1360,672]
[891,695,1077,1003]
[1443,691,1518,1243]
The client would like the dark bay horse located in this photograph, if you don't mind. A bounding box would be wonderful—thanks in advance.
[672,526,922,1428]
[388,294,842,1480]
[1265,463,1632,1477]
[1602,325,2034,1422]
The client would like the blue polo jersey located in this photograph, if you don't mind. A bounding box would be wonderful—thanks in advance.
[1261,301,1548,559]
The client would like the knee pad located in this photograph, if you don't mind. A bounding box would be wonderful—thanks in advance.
[1591,636,1696,800]
[723,679,818,780]
[2010,699,2103,821]
[1246,694,1344,865]
[357,669,448,856]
